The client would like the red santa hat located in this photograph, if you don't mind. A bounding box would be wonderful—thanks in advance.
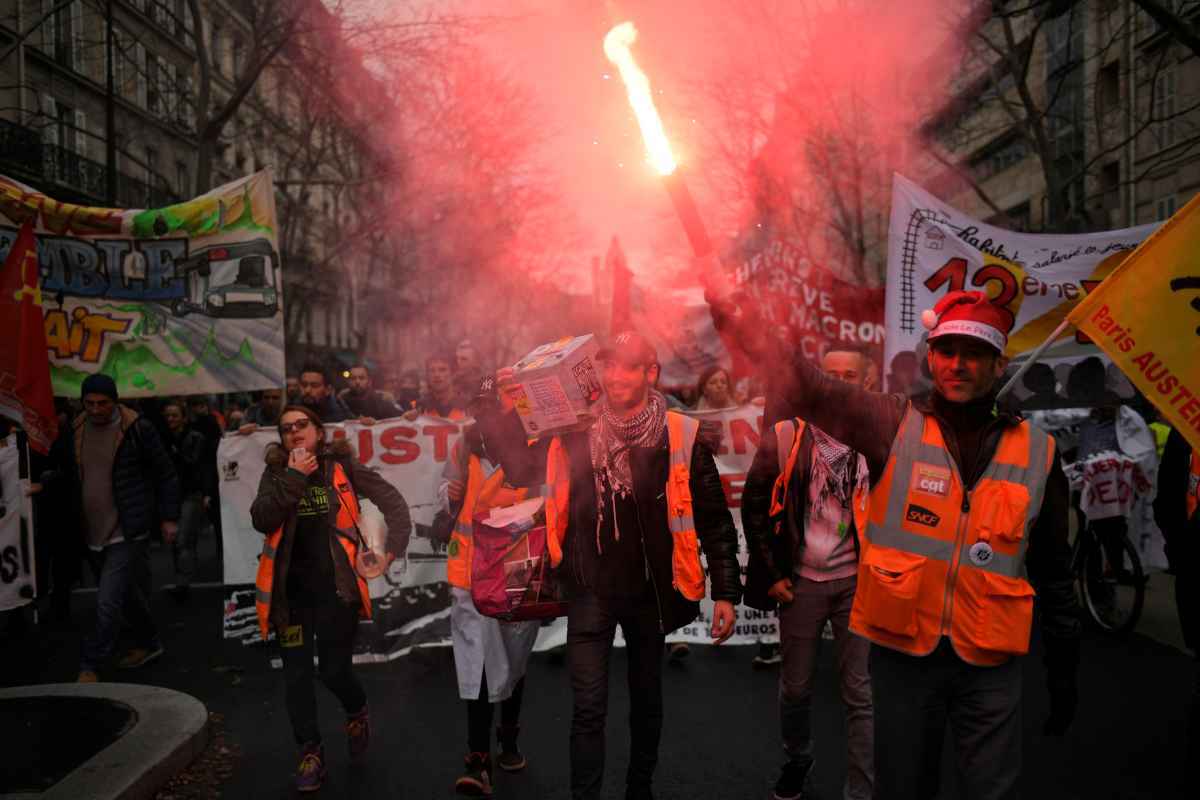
[921,291,1012,353]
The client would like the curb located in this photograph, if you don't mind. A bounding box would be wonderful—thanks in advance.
[0,683,209,800]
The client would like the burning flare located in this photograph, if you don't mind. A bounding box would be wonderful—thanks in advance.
[603,22,677,176]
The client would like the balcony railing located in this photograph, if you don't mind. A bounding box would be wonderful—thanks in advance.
[0,118,177,208]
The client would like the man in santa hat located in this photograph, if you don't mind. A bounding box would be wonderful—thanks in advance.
[713,289,1080,800]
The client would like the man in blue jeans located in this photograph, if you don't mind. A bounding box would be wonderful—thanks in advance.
[67,374,180,681]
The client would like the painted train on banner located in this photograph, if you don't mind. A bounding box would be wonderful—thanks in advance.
[218,405,769,662]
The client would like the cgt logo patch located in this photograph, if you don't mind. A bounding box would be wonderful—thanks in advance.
[905,503,941,528]
[911,463,951,498]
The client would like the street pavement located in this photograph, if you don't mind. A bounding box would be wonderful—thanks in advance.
[2,531,1197,799]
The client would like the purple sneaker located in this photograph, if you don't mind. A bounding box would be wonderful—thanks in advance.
[346,706,370,760]
[295,742,326,793]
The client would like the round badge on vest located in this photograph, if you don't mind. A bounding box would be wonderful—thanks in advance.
[968,541,994,567]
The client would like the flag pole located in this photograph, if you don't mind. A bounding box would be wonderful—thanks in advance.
[995,318,1073,401]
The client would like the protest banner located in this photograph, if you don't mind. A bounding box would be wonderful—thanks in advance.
[0,434,36,612]
[732,238,886,371]
[1067,191,1200,453]
[885,174,1158,404]
[0,171,284,397]
[219,405,773,661]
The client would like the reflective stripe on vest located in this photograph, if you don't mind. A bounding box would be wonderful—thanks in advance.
[849,405,1054,666]
[446,440,570,589]
[255,461,374,640]
[769,418,808,519]
[666,411,705,601]
[1187,450,1200,521]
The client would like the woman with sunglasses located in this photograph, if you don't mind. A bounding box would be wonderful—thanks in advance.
[251,404,412,792]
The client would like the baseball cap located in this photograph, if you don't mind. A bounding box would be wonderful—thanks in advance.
[596,330,658,367]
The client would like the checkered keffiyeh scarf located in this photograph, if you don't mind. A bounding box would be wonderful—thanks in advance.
[588,390,668,552]
[809,426,867,511]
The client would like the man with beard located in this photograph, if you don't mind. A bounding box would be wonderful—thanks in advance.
[476,330,741,800]
[407,353,468,421]
[339,364,401,423]
[299,364,353,423]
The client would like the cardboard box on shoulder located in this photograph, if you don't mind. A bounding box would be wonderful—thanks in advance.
[507,334,603,439]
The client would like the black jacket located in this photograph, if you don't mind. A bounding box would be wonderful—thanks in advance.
[166,426,213,498]
[742,421,862,611]
[1155,428,1198,650]
[66,406,181,539]
[477,405,742,633]
[250,439,412,630]
[339,389,401,420]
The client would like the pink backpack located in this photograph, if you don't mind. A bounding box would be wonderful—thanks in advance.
[470,514,568,621]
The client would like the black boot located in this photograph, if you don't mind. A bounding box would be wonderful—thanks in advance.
[496,724,527,772]
[455,752,493,796]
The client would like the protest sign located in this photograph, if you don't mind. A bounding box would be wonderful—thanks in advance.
[0,171,284,397]
[219,405,773,661]
[732,238,885,371]
[885,175,1158,404]
[0,435,35,612]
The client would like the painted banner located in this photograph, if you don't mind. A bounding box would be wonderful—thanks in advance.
[0,434,36,612]
[219,405,776,661]
[0,171,284,398]
[732,238,885,373]
[885,174,1158,403]
[1067,191,1200,453]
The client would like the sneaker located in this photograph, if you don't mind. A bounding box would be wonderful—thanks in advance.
[668,642,690,662]
[295,742,326,793]
[496,725,527,772]
[77,669,99,683]
[752,643,783,668]
[117,644,164,669]
[773,759,814,800]
[346,705,370,759]
[455,752,493,796]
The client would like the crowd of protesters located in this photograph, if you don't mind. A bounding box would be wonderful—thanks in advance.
[2,304,1198,800]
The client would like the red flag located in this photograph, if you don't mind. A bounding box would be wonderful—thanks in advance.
[0,220,58,454]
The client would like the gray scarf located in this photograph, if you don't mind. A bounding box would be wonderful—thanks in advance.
[588,390,668,551]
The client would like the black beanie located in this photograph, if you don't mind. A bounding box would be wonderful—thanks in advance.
[80,373,118,401]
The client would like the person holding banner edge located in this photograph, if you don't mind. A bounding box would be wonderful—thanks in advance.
[713,289,1080,800]
[476,330,742,800]
[250,404,412,793]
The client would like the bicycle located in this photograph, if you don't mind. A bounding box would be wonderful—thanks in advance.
[1070,516,1146,635]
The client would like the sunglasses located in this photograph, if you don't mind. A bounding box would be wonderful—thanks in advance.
[279,418,313,435]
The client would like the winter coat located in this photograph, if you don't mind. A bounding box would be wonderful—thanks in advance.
[249,438,412,631]
[67,405,181,540]
[476,406,742,634]
[166,426,212,498]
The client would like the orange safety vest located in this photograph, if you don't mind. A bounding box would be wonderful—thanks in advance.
[768,417,868,537]
[1187,450,1200,521]
[849,405,1055,666]
[255,461,373,639]
[445,412,705,599]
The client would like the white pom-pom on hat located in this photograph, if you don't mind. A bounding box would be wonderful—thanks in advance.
[921,308,939,331]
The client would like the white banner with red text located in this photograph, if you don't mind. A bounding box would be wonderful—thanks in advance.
[0,434,36,611]
[218,406,776,661]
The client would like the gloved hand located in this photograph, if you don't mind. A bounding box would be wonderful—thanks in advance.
[1042,634,1080,736]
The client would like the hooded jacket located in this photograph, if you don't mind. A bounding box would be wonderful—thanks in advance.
[249,438,412,630]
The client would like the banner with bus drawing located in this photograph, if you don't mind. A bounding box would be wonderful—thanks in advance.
[0,171,283,397]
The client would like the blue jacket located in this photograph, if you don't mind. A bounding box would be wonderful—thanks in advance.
[70,406,181,539]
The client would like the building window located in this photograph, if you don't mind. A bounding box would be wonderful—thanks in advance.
[176,161,190,196]
[145,147,159,196]
[1153,66,1177,150]
[1156,194,1177,221]
[1098,61,1120,117]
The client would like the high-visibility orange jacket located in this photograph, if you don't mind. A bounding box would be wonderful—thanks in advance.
[849,406,1055,666]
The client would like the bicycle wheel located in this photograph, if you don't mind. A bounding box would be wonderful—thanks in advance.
[1079,534,1145,635]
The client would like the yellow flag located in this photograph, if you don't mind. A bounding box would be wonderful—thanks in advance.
[1068,193,1200,452]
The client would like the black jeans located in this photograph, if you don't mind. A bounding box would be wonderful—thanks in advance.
[278,590,366,746]
[870,639,1022,800]
[568,588,666,800]
[467,671,525,753]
